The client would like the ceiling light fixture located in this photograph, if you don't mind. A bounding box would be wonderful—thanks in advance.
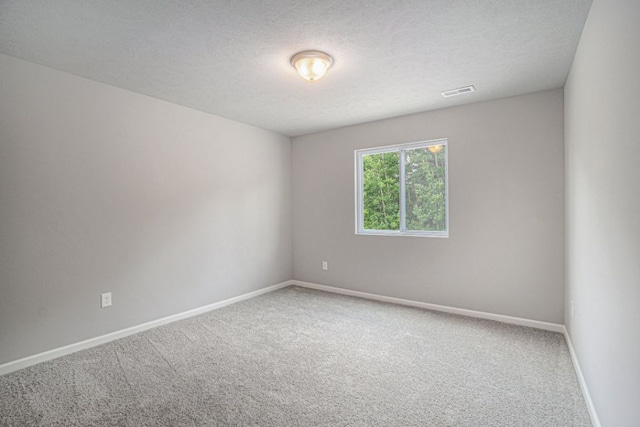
[291,51,333,82]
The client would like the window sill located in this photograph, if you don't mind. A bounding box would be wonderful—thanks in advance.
[356,230,448,238]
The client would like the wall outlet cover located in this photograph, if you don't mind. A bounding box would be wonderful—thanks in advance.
[101,292,112,308]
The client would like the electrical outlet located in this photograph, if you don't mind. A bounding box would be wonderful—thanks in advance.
[101,292,112,308]
[571,300,574,318]
[322,261,328,271]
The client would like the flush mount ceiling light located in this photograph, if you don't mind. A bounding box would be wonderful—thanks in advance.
[291,51,333,82]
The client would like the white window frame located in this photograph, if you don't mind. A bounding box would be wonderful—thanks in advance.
[355,138,449,238]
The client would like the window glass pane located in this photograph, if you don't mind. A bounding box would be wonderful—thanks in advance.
[362,151,400,230]
[404,145,446,232]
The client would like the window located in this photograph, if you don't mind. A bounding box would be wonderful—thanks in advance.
[355,139,448,237]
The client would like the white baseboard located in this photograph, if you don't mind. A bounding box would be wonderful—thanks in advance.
[563,327,602,427]
[292,280,565,333]
[0,280,293,376]
[1,278,601,427]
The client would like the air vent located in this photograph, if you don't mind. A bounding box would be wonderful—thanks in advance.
[441,85,476,98]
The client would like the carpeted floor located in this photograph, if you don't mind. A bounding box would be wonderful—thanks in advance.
[0,286,591,426]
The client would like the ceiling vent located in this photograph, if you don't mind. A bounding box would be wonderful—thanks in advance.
[441,85,476,98]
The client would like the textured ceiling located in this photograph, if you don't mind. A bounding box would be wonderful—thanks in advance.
[0,0,592,136]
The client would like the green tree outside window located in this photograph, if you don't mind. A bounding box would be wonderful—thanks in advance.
[358,141,447,236]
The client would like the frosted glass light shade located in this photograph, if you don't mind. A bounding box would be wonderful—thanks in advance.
[291,51,333,82]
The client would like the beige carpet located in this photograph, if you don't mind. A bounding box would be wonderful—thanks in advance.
[0,286,591,426]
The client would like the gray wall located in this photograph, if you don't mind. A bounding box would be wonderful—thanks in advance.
[292,89,565,323]
[0,54,292,365]
[564,0,640,425]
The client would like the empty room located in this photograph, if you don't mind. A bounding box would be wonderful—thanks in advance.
[0,0,638,426]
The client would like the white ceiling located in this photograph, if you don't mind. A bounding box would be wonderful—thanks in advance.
[0,0,592,136]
